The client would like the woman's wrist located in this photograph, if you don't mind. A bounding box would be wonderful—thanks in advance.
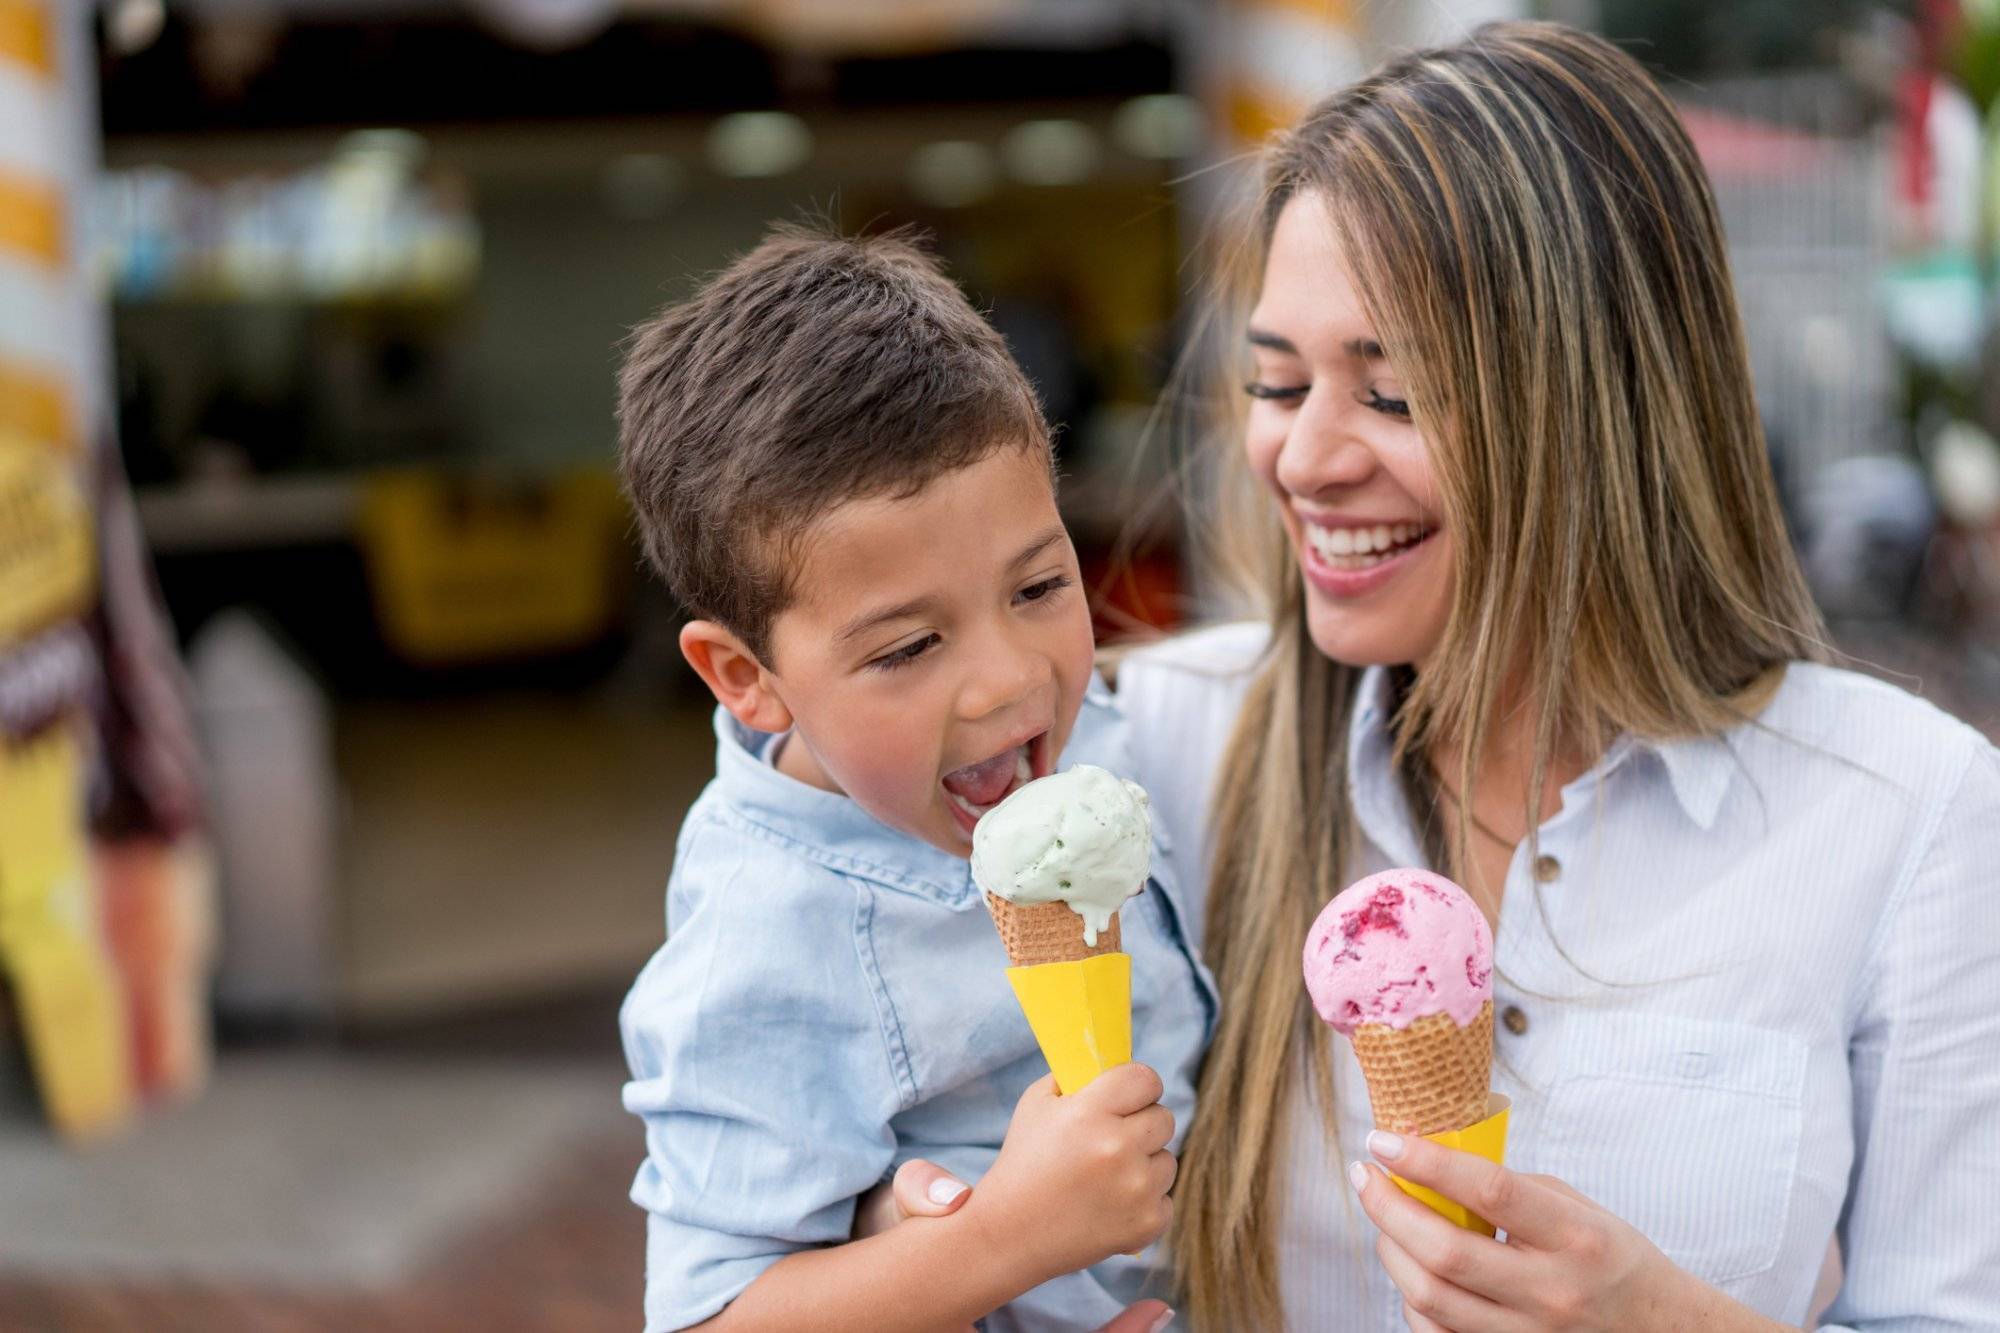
[1656,1264,1790,1333]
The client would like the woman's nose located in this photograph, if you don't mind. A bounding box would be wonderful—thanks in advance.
[1274,393,1376,499]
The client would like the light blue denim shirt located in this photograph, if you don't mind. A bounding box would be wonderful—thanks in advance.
[620,679,1218,1332]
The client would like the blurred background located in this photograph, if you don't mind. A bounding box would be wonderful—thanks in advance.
[2,0,1998,1328]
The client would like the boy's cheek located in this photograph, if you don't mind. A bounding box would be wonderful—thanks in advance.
[822,726,938,820]
[1053,617,1098,752]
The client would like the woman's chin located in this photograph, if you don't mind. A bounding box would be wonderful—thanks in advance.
[1303,600,1436,670]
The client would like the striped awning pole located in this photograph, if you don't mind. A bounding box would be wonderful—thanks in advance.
[0,0,133,1142]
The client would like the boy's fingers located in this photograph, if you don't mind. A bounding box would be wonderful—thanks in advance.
[886,1158,971,1222]
[1128,1103,1175,1154]
[1148,1148,1179,1195]
[1080,1061,1165,1115]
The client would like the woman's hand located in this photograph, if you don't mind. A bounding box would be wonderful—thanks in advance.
[852,1158,973,1239]
[1350,1131,1788,1333]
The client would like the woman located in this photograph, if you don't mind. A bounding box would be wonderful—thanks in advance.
[893,20,2000,1330]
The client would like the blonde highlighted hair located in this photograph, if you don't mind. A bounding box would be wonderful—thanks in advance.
[1168,22,1826,1327]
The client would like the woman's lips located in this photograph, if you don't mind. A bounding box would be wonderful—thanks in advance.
[1299,524,1437,598]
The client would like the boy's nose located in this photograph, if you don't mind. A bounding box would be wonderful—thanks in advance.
[961,631,1051,722]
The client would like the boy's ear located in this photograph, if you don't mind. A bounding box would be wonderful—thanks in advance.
[680,620,794,734]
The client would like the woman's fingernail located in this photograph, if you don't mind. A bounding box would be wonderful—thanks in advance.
[1367,1130,1406,1162]
[1149,1310,1176,1333]
[1347,1160,1369,1194]
[927,1176,969,1205]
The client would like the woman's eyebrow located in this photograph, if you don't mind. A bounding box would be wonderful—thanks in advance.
[1246,328,1387,361]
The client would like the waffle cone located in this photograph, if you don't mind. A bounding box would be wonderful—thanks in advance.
[983,892,1121,966]
[1349,1001,1494,1136]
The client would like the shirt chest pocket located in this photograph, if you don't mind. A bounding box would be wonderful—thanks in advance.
[1539,1013,1806,1286]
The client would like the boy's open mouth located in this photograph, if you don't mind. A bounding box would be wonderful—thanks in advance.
[941,731,1049,833]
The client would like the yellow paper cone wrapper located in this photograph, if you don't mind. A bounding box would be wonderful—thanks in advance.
[1392,1093,1511,1235]
[1005,951,1131,1095]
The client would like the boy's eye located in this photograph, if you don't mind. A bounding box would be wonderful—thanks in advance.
[1244,381,1309,403]
[869,633,938,672]
[1017,574,1073,605]
[1358,384,1411,420]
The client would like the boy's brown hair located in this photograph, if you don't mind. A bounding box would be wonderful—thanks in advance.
[617,224,1049,663]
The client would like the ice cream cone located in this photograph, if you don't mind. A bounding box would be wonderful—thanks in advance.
[983,892,1131,1095]
[971,767,1150,1096]
[1349,1000,1495,1137]
[983,891,1122,966]
[1353,1008,1505,1234]
[1305,870,1507,1233]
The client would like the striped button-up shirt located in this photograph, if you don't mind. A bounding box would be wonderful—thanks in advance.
[1118,624,2000,1332]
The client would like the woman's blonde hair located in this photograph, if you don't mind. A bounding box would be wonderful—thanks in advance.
[1168,22,1827,1327]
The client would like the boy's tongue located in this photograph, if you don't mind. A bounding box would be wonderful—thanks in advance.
[943,748,1019,808]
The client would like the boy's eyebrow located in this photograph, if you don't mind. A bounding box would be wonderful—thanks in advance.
[1009,527,1067,569]
[834,528,1067,645]
[836,596,939,645]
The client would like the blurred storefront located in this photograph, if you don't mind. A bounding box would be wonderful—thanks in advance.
[89,0,1211,1030]
[76,0,1520,1033]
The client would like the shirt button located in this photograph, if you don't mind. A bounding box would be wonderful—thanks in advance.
[1533,855,1562,884]
[1501,1005,1529,1036]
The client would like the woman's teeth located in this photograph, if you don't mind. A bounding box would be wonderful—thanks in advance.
[1305,522,1429,569]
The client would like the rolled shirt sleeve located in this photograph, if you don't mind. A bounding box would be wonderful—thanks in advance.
[1822,738,2000,1331]
[620,823,906,1332]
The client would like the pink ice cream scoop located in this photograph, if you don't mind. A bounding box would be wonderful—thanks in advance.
[1302,868,1493,1035]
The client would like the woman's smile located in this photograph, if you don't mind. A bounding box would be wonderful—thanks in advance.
[1294,514,1440,597]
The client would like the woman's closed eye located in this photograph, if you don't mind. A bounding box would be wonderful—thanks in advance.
[868,633,940,672]
[1246,379,1411,422]
[1357,383,1410,420]
[1244,380,1309,403]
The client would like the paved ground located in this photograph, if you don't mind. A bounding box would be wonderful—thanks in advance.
[0,1129,639,1332]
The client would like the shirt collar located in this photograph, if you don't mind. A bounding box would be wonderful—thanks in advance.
[709,707,979,907]
[1345,666,1737,858]
[1627,732,1736,830]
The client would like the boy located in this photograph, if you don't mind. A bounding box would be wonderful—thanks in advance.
[616,226,1215,1332]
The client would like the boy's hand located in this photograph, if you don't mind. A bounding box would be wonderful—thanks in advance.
[863,1158,1176,1333]
[964,1065,1178,1287]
